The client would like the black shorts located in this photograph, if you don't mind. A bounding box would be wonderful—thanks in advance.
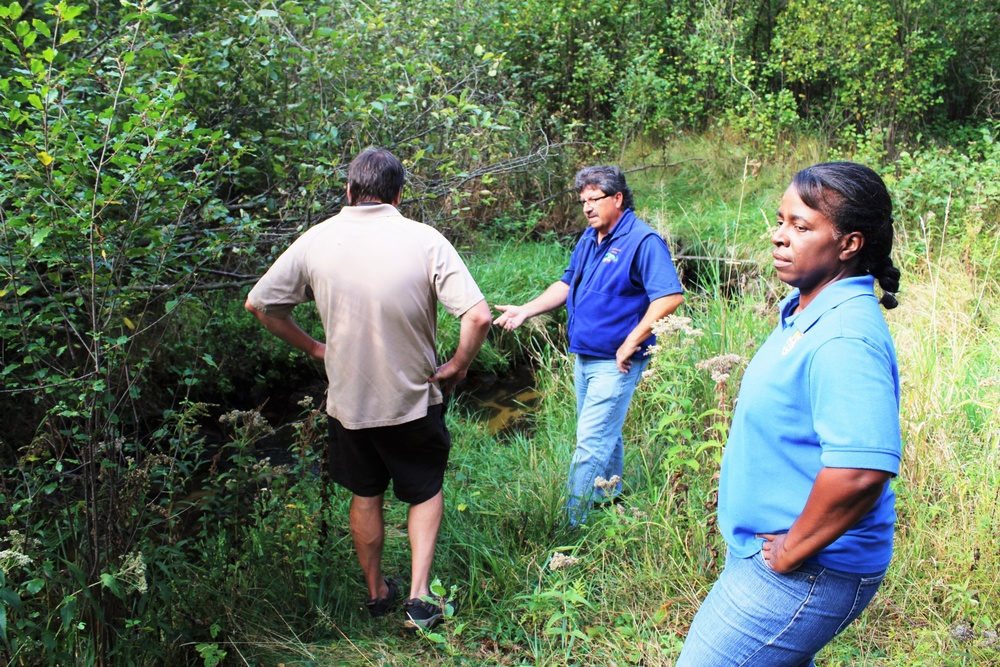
[327,403,451,504]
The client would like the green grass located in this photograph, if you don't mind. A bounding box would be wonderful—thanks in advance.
[216,140,1000,666]
[14,135,998,666]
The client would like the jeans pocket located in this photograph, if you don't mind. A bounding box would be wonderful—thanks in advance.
[832,571,885,635]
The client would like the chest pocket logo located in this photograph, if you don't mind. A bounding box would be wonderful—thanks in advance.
[602,247,622,264]
[781,330,803,355]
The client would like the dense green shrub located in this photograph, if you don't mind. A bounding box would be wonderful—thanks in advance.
[3,0,1000,663]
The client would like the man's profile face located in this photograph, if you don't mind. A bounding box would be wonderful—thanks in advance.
[579,185,624,237]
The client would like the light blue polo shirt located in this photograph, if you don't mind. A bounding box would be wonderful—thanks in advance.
[718,275,902,573]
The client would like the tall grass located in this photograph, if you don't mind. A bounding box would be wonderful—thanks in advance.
[51,138,999,665]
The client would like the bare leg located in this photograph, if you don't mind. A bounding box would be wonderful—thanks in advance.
[350,494,389,600]
[407,490,443,600]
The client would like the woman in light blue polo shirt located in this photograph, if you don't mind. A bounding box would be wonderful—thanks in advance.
[677,162,902,666]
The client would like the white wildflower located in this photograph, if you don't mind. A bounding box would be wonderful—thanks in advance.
[593,475,622,493]
[695,354,744,383]
[118,552,148,595]
[219,409,274,437]
[0,549,32,569]
[651,315,704,338]
[548,552,580,571]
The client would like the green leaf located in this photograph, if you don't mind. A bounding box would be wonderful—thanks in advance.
[100,573,124,600]
[25,578,45,594]
[59,4,85,21]
[58,29,80,45]
[32,18,51,38]
[60,595,77,628]
[27,94,42,109]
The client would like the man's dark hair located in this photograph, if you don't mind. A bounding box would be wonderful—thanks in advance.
[573,165,634,211]
[347,147,405,204]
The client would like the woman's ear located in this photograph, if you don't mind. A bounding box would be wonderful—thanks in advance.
[839,231,865,262]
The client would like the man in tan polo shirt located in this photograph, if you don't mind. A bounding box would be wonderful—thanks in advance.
[245,147,491,630]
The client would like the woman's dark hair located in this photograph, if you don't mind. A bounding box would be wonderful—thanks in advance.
[793,161,901,309]
[574,165,634,211]
[347,147,405,204]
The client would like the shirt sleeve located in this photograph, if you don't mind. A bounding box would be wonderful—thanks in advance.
[245,237,314,319]
[432,236,486,318]
[630,234,683,299]
[810,336,902,474]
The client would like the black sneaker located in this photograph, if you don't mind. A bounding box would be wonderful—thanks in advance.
[365,578,401,618]
[403,596,458,631]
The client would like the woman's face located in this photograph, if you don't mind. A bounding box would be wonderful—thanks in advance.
[771,184,861,310]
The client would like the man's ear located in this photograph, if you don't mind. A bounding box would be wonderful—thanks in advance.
[392,191,402,207]
[839,231,864,261]
[346,184,353,205]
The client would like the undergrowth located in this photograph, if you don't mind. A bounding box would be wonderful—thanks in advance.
[5,135,1000,665]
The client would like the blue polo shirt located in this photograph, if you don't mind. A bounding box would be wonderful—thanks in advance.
[718,275,902,573]
[559,209,682,359]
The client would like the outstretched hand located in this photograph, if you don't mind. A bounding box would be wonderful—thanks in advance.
[493,304,528,331]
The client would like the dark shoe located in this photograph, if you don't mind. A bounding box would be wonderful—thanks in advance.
[403,596,457,631]
[365,578,401,618]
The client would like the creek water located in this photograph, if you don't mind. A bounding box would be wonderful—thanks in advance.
[457,364,540,435]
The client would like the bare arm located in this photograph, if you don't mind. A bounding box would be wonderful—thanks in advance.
[428,299,492,394]
[615,293,684,372]
[244,299,326,362]
[493,280,570,331]
[759,467,892,573]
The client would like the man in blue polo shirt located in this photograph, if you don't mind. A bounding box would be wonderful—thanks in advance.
[494,166,684,525]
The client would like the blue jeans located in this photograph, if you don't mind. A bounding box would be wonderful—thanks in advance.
[676,550,886,666]
[567,355,648,525]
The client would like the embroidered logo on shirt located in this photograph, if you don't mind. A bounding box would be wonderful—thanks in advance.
[602,247,622,263]
[781,330,803,355]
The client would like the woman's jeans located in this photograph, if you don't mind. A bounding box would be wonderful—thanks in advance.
[567,354,648,526]
[676,549,886,666]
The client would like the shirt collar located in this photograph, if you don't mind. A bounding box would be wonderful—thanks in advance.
[583,208,637,244]
[344,203,399,217]
[779,275,877,331]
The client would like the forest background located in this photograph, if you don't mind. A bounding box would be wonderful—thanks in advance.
[2,0,1000,664]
